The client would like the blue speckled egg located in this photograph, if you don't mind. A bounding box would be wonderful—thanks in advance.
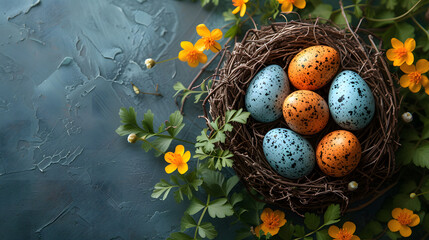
[328,70,375,130]
[263,128,315,179]
[245,65,290,122]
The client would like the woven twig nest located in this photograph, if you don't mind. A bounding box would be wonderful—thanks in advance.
[208,19,400,215]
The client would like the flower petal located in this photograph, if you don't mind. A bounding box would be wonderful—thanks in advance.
[274,210,285,220]
[403,208,413,216]
[180,41,193,50]
[278,218,287,227]
[175,145,185,156]
[404,38,416,52]
[165,164,177,174]
[400,63,416,74]
[416,59,429,74]
[178,50,188,62]
[393,57,405,67]
[261,208,273,222]
[232,6,240,14]
[195,39,206,52]
[211,29,223,40]
[209,41,221,53]
[400,75,411,87]
[240,3,246,17]
[178,163,188,174]
[328,225,340,238]
[182,151,191,163]
[399,225,412,237]
[391,38,404,49]
[409,214,420,227]
[405,52,414,65]
[164,152,176,163]
[254,225,262,237]
[198,52,208,64]
[265,226,280,236]
[388,219,401,232]
[196,24,210,37]
[409,83,422,93]
[386,49,396,62]
[392,208,402,219]
[188,60,199,68]
[426,87,429,95]
[343,221,356,235]
[351,236,360,240]
[294,0,306,9]
[422,75,429,88]
[281,2,293,12]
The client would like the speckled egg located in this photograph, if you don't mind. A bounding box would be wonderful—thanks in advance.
[328,70,375,130]
[316,130,361,177]
[283,90,329,135]
[245,65,290,122]
[263,128,315,179]
[288,45,340,90]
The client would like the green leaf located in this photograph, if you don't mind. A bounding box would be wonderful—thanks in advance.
[393,193,421,211]
[187,197,205,215]
[386,231,400,240]
[152,179,175,200]
[323,204,341,225]
[396,143,416,166]
[420,178,429,201]
[151,137,173,157]
[166,111,184,137]
[198,222,217,239]
[400,127,420,141]
[422,123,429,140]
[400,0,419,9]
[225,24,240,38]
[207,198,234,218]
[142,110,155,133]
[423,214,429,232]
[223,9,238,22]
[196,129,215,153]
[293,225,306,238]
[413,143,429,169]
[116,107,143,136]
[360,220,383,239]
[304,212,321,230]
[316,229,330,240]
[235,228,253,240]
[331,12,352,26]
[381,0,397,10]
[278,222,294,240]
[371,11,395,28]
[224,175,240,196]
[167,232,193,240]
[202,170,225,197]
[181,213,197,231]
[310,3,333,19]
[230,192,244,206]
[395,22,415,42]
[228,109,251,124]
[353,5,362,18]
[377,208,392,223]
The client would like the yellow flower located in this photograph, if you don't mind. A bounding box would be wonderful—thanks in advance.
[328,222,360,240]
[254,208,287,237]
[164,145,191,174]
[386,38,415,66]
[232,0,249,17]
[278,0,306,13]
[178,41,207,68]
[399,59,429,94]
[388,208,420,237]
[195,24,223,53]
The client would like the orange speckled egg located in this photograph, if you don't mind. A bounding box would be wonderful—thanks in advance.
[283,90,329,135]
[316,130,361,177]
[288,45,340,90]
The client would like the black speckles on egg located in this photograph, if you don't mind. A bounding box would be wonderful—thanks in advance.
[328,70,375,130]
[263,128,315,179]
[245,65,290,123]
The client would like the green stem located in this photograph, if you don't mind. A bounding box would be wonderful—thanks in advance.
[194,194,211,239]
[366,0,423,22]
[156,56,178,64]
[139,138,165,155]
[154,134,196,145]
[412,16,429,41]
[331,4,367,14]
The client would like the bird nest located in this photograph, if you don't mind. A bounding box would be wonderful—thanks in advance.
[207,18,400,215]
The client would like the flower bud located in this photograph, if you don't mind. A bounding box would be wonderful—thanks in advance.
[127,133,138,143]
[145,58,156,69]
[402,112,413,123]
[410,193,417,199]
[348,181,358,191]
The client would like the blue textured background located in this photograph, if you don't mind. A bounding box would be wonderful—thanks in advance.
[0,0,380,239]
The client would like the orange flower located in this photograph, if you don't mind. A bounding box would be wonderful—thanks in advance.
[164,145,191,174]
[278,0,306,12]
[195,24,223,53]
[388,208,420,237]
[178,41,207,68]
[232,0,249,17]
[399,59,429,94]
[328,222,360,240]
[254,208,287,237]
[386,38,415,66]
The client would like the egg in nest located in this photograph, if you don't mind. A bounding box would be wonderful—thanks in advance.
[288,45,340,90]
[316,130,361,177]
[283,90,329,135]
